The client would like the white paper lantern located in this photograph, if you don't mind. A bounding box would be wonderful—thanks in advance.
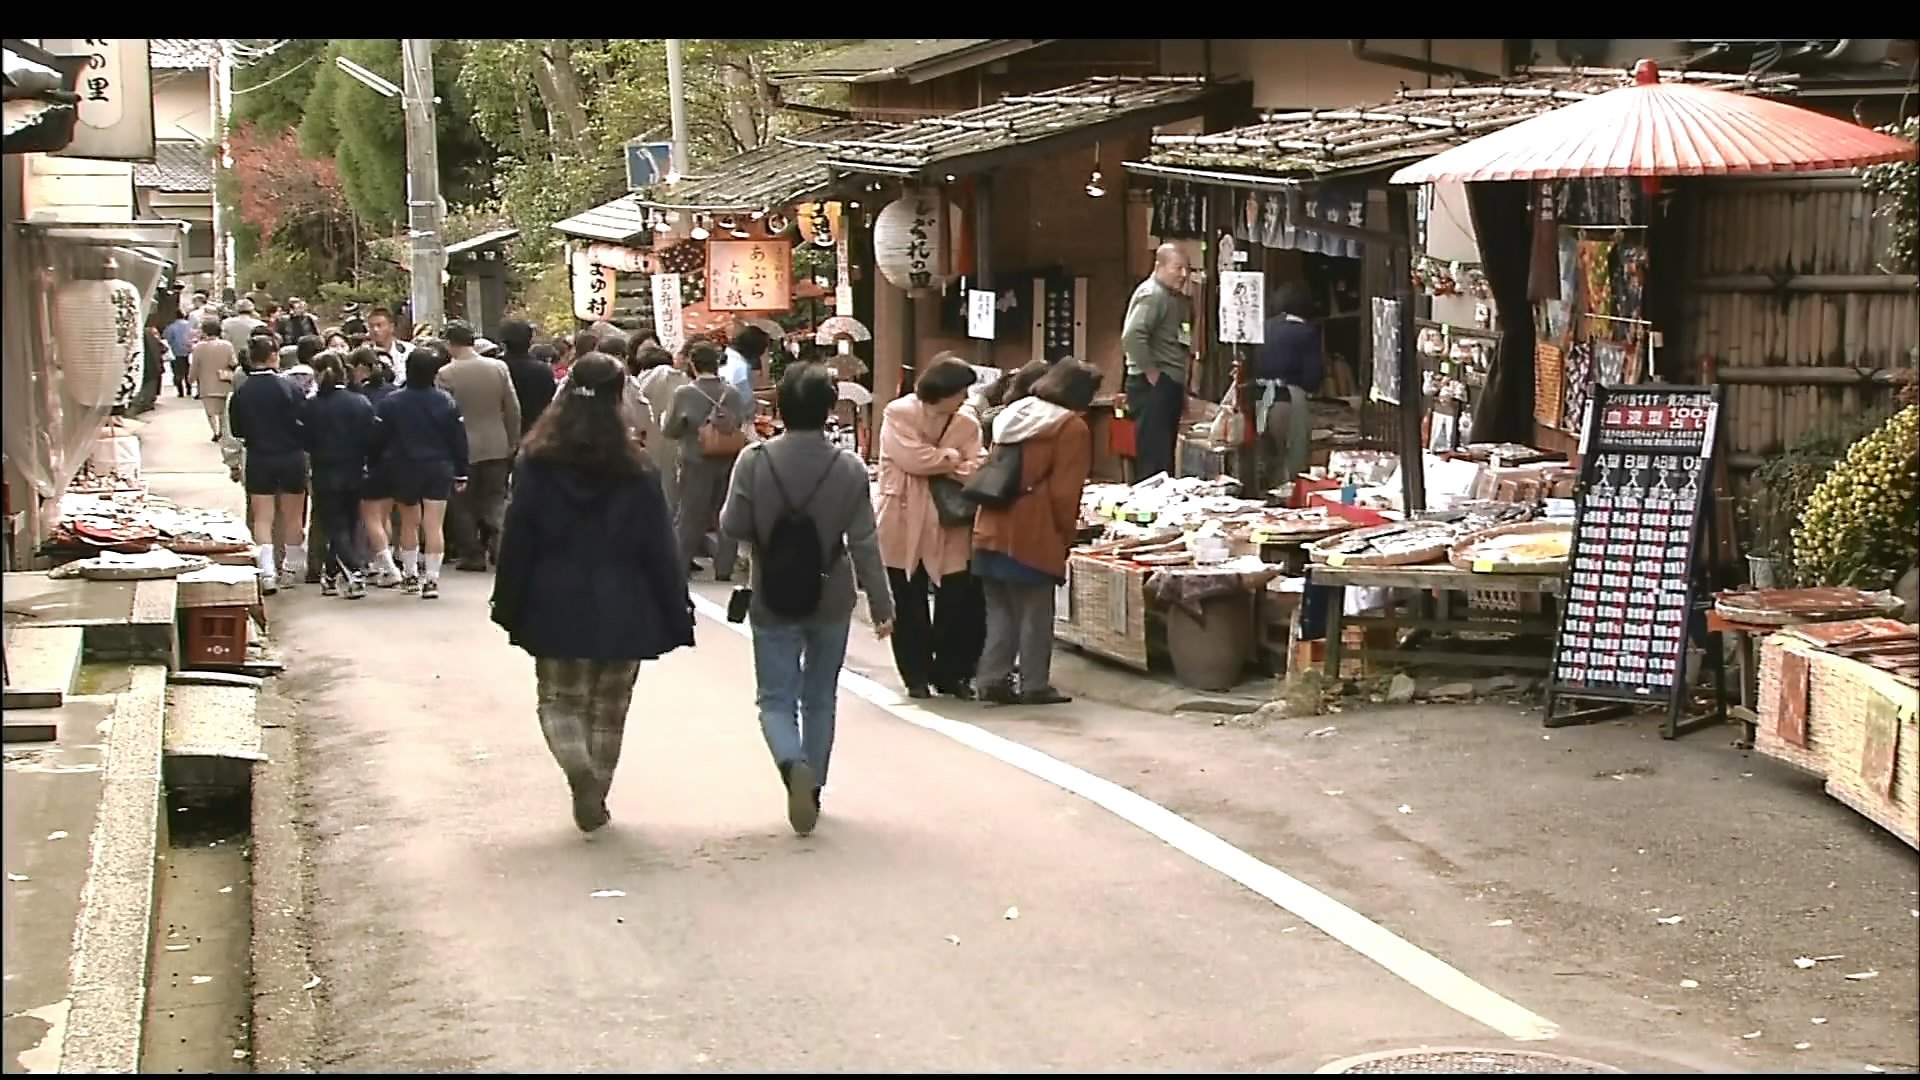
[55,278,144,409]
[874,191,960,293]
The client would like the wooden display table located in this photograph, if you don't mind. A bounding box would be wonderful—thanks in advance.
[1310,562,1563,678]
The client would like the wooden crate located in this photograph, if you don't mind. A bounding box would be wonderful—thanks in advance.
[1755,634,1829,777]
[1054,554,1150,671]
[182,606,249,668]
[1813,653,1918,850]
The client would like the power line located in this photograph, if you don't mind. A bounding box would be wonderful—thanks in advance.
[232,54,314,95]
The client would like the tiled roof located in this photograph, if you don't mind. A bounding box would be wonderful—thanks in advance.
[768,39,1045,83]
[444,228,519,256]
[822,76,1225,179]
[132,139,213,192]
[1134,67,1795,182]
[635,122,894,212]
[552,194,652,244]
[151,39,220,70]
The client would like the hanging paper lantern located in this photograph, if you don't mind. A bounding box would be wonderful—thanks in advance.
[56,278,145,409]
[873,190,960,293]
[796,202,840,249]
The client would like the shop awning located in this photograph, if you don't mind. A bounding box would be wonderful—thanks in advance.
[822,75,1241,181]
[633,122,896,213]
[1390,60,1918,185]
[550,194,652,245]
[1128,67,1794,188]
[4,38,83,155]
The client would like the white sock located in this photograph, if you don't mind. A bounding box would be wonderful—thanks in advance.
[375,548,399,575]
[255,545,275,576]
[286,544,308,574]
[400,548,419,576]
[424,553,444,581]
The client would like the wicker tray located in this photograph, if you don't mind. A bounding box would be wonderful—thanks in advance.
[1053,554,1150,671]
[1306,521,1454,568]
[1814,653,1917,849]
[53,552,213,581]
[164,539,255,556]
[1448,521,1574,574]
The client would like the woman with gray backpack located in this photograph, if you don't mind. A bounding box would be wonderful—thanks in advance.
[661,340,751,581]
[719,362,894,837]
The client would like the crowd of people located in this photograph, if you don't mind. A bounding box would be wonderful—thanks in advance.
[174,284,1108,840]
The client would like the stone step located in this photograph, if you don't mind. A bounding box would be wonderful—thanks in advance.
[1,572,179,667]
[162,682,265,800]
[4,625,86,715]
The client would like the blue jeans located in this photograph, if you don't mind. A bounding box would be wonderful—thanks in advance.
[750,617,851,786]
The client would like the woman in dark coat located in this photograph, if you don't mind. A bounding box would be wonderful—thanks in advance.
[489,353,695,836]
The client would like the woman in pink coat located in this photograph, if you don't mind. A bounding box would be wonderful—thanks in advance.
[874,354,987,700]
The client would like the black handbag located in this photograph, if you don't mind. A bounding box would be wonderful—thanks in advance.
[961,441,1026,507]
[925,413,975,527]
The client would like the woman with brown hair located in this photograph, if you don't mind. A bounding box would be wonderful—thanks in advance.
[874,354,986,699]
[490,353,694,836]
[971,359,1102,706]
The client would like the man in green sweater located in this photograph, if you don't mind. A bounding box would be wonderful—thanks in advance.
[1121,243,1194,480]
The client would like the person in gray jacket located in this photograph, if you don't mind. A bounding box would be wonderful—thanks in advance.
[719,362,895,836]
[661,340,750,581]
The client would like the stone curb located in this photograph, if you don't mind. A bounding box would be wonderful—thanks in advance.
[59,664,166,1073]
[248,716,320,1070]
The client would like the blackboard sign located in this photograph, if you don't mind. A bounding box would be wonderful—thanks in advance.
[1548,385,1723,719]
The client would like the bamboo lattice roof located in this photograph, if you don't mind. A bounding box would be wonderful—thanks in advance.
[1140,67,1794,181]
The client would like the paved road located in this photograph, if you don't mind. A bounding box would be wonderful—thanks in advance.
[133,395,1916,1074]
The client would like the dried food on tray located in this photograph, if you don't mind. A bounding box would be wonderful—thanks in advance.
[1714,587,1905,626]
[1248,507,1361,543]
[1307,521,1456,567]
[1449,521,1574,573]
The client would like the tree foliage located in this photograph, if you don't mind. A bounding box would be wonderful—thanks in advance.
[228,122,346,242]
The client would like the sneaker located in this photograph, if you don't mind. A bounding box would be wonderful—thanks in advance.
[936,679,977,701]
[276,568,298,591]
[569,776,610,835]
[258,571,279,597]
[399,573,420,595]
[319,575,338,597]
[419,577,440,600]
[783,760,819,836]
[979,680,1019,705]
[343,574,368,600]
[371,567,403,589]
[1020,688,1073,706]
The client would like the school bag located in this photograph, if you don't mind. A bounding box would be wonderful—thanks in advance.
[757,451,843,618]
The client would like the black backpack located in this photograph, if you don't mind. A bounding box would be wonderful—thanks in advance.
[757,450,843,618]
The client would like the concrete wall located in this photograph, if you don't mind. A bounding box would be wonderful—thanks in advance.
[152,70,212,142]
[23,154,135,222]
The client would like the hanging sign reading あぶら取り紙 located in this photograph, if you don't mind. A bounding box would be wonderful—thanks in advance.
[705,240,792,312]
[1218,270,1265,344]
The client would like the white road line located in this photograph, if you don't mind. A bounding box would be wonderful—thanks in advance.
[689,593,1560,1043]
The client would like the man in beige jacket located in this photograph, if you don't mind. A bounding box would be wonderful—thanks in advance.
[436,322,521,571]
[188,317,237,440]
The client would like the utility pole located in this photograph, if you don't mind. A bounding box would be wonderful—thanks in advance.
[664,39,690,180]
[400,38,446,334]
[210,39,234,295]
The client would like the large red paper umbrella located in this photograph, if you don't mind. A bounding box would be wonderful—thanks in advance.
[1390,60,1917,185]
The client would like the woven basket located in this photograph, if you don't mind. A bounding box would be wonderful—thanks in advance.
[1755,634,1828,777]
[1813,652,1918,849]
[1054,554,1150,671]
[1307,522,1453,568]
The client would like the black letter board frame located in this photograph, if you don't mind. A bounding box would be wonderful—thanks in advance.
[1545,384,1727,738]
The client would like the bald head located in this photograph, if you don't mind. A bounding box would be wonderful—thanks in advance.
[1153,243,1191,292]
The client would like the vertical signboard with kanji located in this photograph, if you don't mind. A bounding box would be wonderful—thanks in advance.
[706,240,792,312]
[1217,271,1265,345]
[44,38,156,161]
[650,272,684,356]
[967,290,996,340]
[571,250,617,322]
[1547,384,1724,735]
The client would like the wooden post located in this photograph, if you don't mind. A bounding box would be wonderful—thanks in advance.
[1388,189,1426,515]
[973,175,994,368]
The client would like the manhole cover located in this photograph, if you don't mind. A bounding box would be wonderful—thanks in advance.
[1316,1048,1624,1074]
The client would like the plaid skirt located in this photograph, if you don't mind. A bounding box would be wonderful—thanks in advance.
[534,658,642,786]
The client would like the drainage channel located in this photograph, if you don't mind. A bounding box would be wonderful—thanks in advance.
[141,786,253,1072]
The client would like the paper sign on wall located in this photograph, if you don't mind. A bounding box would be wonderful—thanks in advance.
[707,240,792,312]
[968,290,996,340]
[571,251,616,322]
[651,272,684,355]
[1218,270,1265,344]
